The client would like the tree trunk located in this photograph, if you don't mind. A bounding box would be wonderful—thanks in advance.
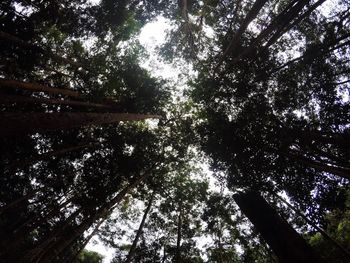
[0,112,161,136]
[286,150,350,180]
[62,219,105,263]
[0,94,118,110]
[125,192,155,263]
[308,145,350,170]
[6,143,99,172]
[35,165,156,263]
[270,191,350,261]
[268,34,350,75]
[231,0,309,63]
[175,201,183,263]
[216,0,268,69]
[217,225,224,263]
[234,191,326,263]
[0,79,82,98]
[0,188,40,215]
[18,207,83,263]
[264,0,326,49]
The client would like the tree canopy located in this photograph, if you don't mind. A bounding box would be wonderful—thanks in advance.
[0,0,349,262]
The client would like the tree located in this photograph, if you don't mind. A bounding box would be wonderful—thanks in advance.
[1,0,350,262]
[234,191,326,263]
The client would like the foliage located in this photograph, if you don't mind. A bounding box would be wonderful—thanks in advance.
[0,0,349,262]
[74,250,104,263]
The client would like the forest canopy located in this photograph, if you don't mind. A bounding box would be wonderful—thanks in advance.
[0,0,349,262]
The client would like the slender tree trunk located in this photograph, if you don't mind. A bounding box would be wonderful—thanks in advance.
[264,0,326,49]
[0,188,40,215]
[16,207,83,262]
[216,0,268,69]
[270,191,350,261]
[233,191,326,263]
[175,201,183,263]
[286,150,350,180]
[35,165,156,263]
[125,192,155,263]
[62,219,105,263]
[217,226,224,263]
[231,0,309,63]
[0,31,85,70]
[0,112,161,136]
[0,94,118,110]
[297,129,350,149]
[6,143,99,172]
[268,34,350,75]
[308,145,350,170]
[0,79,82,98]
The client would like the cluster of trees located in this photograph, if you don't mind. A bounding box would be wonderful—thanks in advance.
[0,0,349,262]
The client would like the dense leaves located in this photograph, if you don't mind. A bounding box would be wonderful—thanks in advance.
[0,0,349,262]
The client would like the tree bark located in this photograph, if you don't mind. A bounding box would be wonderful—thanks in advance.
[125,192,155,263]
[0,94,118,110]
[175,201,183,263]
[0,79,82,98]
[233,191,326,263]
[0,112,161,136]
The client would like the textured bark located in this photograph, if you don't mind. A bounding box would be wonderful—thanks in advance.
[125,192,155,263]
[0,112,161,136]
[234,192,326,263]
[0,94,117,110]
[0,79,82,98]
